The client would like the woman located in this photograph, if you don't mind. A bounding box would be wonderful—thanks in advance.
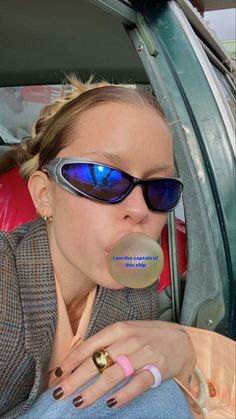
[0,77,201,418]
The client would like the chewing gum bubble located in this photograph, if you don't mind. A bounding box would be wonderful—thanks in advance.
[107,232,163,288]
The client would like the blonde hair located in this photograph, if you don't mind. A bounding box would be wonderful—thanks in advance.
[9,76,166,180]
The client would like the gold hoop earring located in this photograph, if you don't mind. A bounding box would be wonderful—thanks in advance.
[43,215,53,223]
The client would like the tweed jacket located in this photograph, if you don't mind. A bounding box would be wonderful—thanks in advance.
[0,218,172,419]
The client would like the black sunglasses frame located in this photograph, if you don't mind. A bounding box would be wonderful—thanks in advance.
[42,157,183,213]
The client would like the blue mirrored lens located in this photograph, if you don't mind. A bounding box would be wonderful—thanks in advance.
[148,179,182,211]
[62,163,131,201]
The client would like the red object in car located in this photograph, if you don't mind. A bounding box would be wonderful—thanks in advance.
[157,219,187,293]
[0,167,36,231]
[21,85,52,104]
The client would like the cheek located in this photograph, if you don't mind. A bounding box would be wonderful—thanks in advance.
[151,213,168,240]
[51,189,107,261]
[51,191,121,287]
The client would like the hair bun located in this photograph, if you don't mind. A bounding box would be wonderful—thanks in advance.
[9,139,39,180]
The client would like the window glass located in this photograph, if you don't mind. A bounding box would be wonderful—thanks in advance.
[211,63,236,118]
[0,85,70,144]
[0,83,145,145]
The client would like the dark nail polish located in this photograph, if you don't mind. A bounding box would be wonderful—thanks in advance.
[107,398,117,408]
[73,395,84,407]
[55,366,63,377]
[53,387,64,400]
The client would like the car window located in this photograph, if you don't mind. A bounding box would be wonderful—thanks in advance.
[0,85,70,144]
[211,63,236,120]
[0,83,148,145]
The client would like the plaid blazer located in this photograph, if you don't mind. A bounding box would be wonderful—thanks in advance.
[0,218,172,418]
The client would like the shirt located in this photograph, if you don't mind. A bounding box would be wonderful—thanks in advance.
[47,275,97,387]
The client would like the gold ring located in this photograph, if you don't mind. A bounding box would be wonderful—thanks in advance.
[92,348,114,373]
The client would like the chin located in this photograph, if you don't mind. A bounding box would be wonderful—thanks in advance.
[96,271,125,290]
[109,282,125,290]
[101,278,125,290]
[92,261,124,290]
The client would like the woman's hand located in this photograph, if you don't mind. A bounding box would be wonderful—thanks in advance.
[51,320,196,409]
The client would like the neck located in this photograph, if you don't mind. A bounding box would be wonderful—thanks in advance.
[47,229,95,306]
[54,267,95,306]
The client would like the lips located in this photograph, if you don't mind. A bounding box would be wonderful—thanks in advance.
[105,231,145,255]
[105,233,133,255]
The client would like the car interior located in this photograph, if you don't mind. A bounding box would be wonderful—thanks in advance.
[0,0,235,338]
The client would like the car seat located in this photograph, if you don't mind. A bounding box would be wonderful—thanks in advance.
[0,167,37,231]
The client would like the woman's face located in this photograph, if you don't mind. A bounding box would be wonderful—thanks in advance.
[48,102,175,290]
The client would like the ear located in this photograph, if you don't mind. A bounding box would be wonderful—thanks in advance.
[28,171,53,218]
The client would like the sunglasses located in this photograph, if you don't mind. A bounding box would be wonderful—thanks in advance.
[42,157,183,213]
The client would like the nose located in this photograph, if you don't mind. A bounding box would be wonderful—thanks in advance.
[118,184,149,223]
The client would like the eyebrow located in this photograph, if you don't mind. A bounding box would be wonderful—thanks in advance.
[81,150,177,177]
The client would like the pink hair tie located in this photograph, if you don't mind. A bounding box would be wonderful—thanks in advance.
[116,355,134,378]
[143,364,162,388]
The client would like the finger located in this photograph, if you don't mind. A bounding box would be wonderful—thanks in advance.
[124,320,182,331]
[52,356,98,400]
[72,352,154,409]
[105,369,156,408]
[64,347,161,406]
[52,339,134,399]
[49,369,72,388]
[53,322,132,379]
[72,363,125,408]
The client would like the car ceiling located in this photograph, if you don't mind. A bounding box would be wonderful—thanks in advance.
[0,0,148,86]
